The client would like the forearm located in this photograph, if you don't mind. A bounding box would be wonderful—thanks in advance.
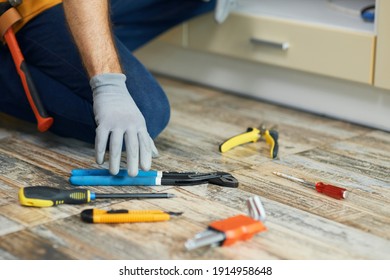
[63,0,122,77]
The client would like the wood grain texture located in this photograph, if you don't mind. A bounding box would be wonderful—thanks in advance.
[0,77,389,260]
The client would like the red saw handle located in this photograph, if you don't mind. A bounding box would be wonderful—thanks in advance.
[4,28,53,132]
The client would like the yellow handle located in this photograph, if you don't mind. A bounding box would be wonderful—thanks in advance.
[92,209,164,215]
[263,129,279,159]
[19,188,54,207]
[19,187,91,207]
[92,209,170,223]
[219,128,260,153]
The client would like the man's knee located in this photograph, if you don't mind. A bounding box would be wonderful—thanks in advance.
[146,88,170,139]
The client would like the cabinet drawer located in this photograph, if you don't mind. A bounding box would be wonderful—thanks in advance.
[187,13,375,84]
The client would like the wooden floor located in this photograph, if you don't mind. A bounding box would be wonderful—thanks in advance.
[0,76,389,260]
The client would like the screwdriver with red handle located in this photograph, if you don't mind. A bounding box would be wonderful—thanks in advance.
[272,171,348,199]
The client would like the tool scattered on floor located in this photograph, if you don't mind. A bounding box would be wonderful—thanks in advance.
[272,171,348,200]
[185,196,267,250]
[18,186,175,207]
[0,1,53,132]
[80,208,183,224]
[219,124,279,159]
[69,169,239,188]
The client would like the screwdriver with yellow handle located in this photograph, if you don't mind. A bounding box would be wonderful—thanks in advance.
[272,172,348,200]
[18,186,175,207]
[80,208,183,224]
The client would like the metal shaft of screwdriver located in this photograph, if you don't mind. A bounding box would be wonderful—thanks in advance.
[272,172,315,189]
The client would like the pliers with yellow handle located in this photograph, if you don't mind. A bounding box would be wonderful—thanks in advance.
[219,125,279,159]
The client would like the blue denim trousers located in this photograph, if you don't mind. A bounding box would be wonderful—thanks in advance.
[0,0,216,143]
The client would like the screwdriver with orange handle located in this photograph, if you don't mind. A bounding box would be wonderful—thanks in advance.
[0,2,53,132]
[81,208,183,224]
[272,171,348,200]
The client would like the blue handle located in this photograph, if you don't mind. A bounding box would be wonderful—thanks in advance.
[69,175,158,186]
[71,169,158,177]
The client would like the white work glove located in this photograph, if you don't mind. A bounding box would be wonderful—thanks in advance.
[90,73,158,176]
[201,0,237,23]
[215,0,237,23]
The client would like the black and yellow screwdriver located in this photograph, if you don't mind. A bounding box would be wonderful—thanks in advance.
[18,186,175,207]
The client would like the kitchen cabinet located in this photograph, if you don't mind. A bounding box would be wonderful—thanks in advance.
[136,0,390,131]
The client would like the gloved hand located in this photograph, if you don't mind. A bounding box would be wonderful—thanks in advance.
[215,0,237,24]
[90,73,158,176]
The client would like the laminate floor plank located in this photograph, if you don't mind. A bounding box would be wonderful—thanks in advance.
[0,76,389,260]
[164,186,390,259]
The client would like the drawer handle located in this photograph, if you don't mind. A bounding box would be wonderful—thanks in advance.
[250,37,290,51]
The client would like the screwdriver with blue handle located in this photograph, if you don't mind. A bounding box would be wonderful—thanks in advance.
[18,186,175,207]
[219,124,279,158]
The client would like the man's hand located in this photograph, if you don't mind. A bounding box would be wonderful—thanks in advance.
[63,1,157,175]
[215,0,237,23]
[90,73,158,176]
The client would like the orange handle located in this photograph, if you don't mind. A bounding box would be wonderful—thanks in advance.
[210,215,267,246]
[315,182,348,200]
[4,28,53,132]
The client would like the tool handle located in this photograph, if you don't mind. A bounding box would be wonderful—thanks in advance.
[315,182,348,200]
[4,28,53,132]
[219,127,260,153]
[19,186,91,207]
[71,169,158,177]
[69,175,158,186]
[210,215,267,246]
[263,129,279,159]
[81,209,170,223]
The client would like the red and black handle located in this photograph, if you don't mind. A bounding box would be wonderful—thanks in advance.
[1,4,53,132]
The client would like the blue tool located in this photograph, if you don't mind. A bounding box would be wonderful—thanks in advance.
[361,5,375,22]
[69,169,239,188]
